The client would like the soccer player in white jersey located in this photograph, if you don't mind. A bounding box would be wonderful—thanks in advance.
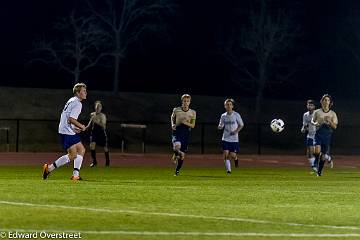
[301,99,317,172]
[42,83,88,181]
[170,94,196,176]
[218,99,244,174]
[312,94,338,176]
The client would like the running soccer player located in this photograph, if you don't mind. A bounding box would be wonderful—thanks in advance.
[88,100,110,167]
[42,83,88,181]
[218,98,244,174]
[312,94,338,176]
[170,94,196,176]
[301,99,317,172]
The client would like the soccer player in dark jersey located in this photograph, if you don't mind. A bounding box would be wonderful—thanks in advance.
[88,101,110,167]
[170,94,196,176]
[312,94,338,176]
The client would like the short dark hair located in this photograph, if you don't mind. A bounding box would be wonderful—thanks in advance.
[306,99,315,105]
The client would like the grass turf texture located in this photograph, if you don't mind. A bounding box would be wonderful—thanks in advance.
[0,166,360,240]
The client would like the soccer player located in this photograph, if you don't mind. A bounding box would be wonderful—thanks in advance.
[312,94,338,176]
[170,94,196,176]
[42,83,88,181]
[87,100,110,167]
[218,98,244,174]
[301,99,317,172]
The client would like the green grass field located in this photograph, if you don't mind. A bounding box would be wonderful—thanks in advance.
[0,166,360,240]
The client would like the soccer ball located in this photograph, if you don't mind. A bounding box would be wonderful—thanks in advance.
[270,119,285,133]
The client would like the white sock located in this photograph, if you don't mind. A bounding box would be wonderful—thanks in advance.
[49,155,70,172]
[73,154,83,177]
[225,159,231,172]
[308,157,315,167]
[323,154,332,161]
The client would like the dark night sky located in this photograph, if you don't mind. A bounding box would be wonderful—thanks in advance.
[1,0,360,100]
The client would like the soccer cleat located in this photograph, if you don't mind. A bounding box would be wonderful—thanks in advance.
[227,170,231,174]
[316,173,321,177]
[312,166,318,173]
[90,162,97,168]
[174,171,180,176]
[42,164,50,180]
[70,176,82,181]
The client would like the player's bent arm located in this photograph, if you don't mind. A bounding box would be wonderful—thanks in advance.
[69,117,86,131]
[189,112,196,128]
[171,112,176,130]
[311,113,319,127]
[326,117,337,130]
[218,117,224,130]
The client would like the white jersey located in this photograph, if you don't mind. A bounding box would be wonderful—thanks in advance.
[218,111,244,142]
[302,111,316,139]
[58,96,82,135]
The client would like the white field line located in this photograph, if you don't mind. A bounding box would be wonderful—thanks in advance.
[1,200,360,231]
[1,229,360,238]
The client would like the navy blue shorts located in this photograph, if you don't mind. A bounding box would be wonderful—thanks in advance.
[221,141,240,153]
[172,134,189,153]
[172,125,190,153]
[306,138,315,147]
[60,134,81,150]
[314,133,331,154]
[90,125,108,147]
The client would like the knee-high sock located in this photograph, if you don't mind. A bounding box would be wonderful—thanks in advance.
[91,150,97,163]
[314,153,320,169]
[176,159,184,172]
[308,157,315,167]
[105,151,110,166]
[49,155,70,172]
[234,157,239,167]
[318,159,325,174]
[225,159,231,172]
[73,154,83,177]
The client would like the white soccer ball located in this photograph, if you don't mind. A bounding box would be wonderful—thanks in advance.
[270,119,285,133]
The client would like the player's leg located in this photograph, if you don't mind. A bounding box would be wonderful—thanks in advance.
[43,154,71,180]
[223,150,231,174]
[71,142,85,180]
[313,144,321,175]
[229,152,238,174]
[90,141,97,167]
[174,141,187,176]
[317,138,331,175]
[324,146,333,168]
[171,134,184,164]
[222,141,231,174]
[233,142,240,168]
[43,134,76,180]
[308,144,316,172]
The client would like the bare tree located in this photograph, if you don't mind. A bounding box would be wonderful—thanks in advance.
[87,0,174,93]
[219,0,300,122]
[31,11,108,84]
